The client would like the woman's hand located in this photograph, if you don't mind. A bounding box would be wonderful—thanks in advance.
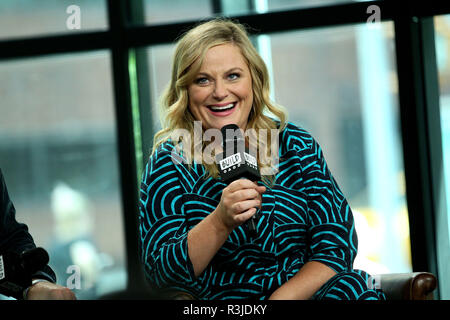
[187,179,266,277]
[214,179,266,232]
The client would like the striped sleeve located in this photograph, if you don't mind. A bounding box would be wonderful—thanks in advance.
[303,136,358,273]
[138,144,201,293]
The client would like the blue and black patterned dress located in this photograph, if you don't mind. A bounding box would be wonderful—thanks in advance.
[138,122,386,300]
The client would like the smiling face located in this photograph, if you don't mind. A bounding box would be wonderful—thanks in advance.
[187,43,253,131]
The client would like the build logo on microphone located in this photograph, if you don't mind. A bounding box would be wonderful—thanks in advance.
[220,153,242,171]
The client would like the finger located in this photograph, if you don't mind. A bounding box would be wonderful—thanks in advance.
[231,188,260,202]
[232,199,261,214]
[227,179,259,192]
[234,207,258,224]
[252,181,266,191]
[255,185,266,193]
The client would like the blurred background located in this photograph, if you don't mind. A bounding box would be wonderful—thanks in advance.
[0,0,449,299]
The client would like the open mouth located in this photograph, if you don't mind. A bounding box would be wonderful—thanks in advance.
[207,102,236,113]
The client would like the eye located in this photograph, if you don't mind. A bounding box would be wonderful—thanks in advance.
[195,77,209,85]
[228,73,240,81]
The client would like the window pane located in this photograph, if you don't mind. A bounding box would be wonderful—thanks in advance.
[434,14,450,299]
[265,0,372,12]
[265,22,411,274]
[0,51,126,299]
[223,0,373,15]
[146,45,176,133]
[144,0,213,25]
[142,0,374,25]
[0,0,107,40]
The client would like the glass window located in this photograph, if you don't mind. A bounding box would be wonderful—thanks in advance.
[0,0,107,40]
[266,22,411,274]
[264,0,372,12]
[142,0,373,25]
[0,51,126,300]
[224,0,373,16]
[144,21,411,275]
[144,0,213,25]
[221,0,369,15]
[434,14,450,299]
[146,45,176,133]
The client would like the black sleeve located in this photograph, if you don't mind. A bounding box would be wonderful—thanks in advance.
[0,169,56,283]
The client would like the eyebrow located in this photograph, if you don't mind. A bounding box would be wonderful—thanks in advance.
[196,67,244,77]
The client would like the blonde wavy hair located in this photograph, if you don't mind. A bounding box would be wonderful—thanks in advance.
[152,18,287,185]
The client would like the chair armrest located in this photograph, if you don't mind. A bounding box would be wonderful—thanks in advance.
[378,272,437,300]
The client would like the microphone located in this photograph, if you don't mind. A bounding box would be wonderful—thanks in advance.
[0,247,49,299]
[216,124,261,237]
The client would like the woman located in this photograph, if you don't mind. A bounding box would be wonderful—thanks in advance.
[138,18,385,300]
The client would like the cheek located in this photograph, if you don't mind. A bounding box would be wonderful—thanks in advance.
[187,88,198,110]
[187,88,206,120]
[240,81,253,107]
[188,87,208,107]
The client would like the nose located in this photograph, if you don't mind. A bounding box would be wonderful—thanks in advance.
[212,79,228,100]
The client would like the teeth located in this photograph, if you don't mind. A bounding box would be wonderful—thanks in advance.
[210,103,235,111]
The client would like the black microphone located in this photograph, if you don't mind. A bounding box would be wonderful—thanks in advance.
[216,124,261,237]
[0,247,49,299]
